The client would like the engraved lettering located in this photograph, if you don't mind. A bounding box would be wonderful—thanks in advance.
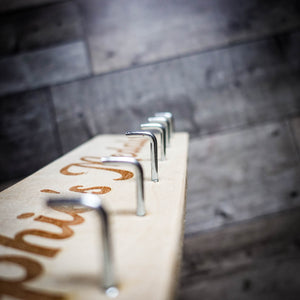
[40,189,60,194]
[17,213,35,219]
[0,207,90,258]
[0,136,148,296]
[0,255,64,299]
[60,156,133,180]
[69,185,111,194]
[111,153,136,157]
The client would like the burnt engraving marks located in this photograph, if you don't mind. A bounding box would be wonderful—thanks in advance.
[0,137,147,299]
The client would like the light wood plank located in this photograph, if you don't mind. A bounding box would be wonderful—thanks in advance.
[0,133,188,299]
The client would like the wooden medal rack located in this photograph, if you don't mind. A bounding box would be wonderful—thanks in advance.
[0,113,189,300]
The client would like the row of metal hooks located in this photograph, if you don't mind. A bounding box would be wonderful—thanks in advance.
[46,112,174,298]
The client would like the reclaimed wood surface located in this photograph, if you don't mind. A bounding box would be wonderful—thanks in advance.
[0,41,90,96]
[0,133,188,299]
[0,1,299,298]
[0,1,83,55]
[0,89,61,182]
[0,1,299,96]
[50,36,300,151]
[80,0,300,74]
[177,118,300,299]
[179,208,300,300]
[0,1,299,185]
[186,121,300,234]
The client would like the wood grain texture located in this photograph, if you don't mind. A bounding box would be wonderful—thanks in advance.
[55,116,94,153]
[51,36,300,153]
[0,89,61,181]
[179,208,300,300]
[180,260,300,300]
[79,0,300,74]
[0,1,83,55]
[0,133,188,299]
[186,121,300,234]
[0,41,90,96]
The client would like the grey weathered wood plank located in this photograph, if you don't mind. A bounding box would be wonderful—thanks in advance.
[51,35,300,152]
[178,208,300,300]
[292,117,300,143]
[186,121,300,234]
[50,40,300,233]
[79,0,300,74]
[183,208,300,260]
[0,41,90,96]
[290,117,300,156]
[0,89,61,181]
[190,73,300,135]
[0,1,83,55]
[55,114,95,153]
[179,255,300,300]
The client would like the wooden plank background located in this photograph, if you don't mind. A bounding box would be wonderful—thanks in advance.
[0,0,299,299]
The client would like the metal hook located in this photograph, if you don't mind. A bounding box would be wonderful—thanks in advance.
[140,123,166,161]
[154,112,174,137]
[101,157,145,216]
[148,116,170,146]
[125,131,158,182]
[47,194,118,298]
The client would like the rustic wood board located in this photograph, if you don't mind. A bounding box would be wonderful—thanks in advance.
[186,121,300,234]
[179,208,300,300]
[0,89,61,182]
[50,36,300,152]
[0,1,83,56]
[179,253,300,300]
[0,132,189,300]
[80,0,300,74]
[0,41,90,97]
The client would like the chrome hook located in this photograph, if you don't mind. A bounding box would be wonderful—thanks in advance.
[47,194,118,298]
[101,157,145,216]
[125,131,158,182]
[140,123,166,161]
[154,112,174,137]
[148,116,170,146]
